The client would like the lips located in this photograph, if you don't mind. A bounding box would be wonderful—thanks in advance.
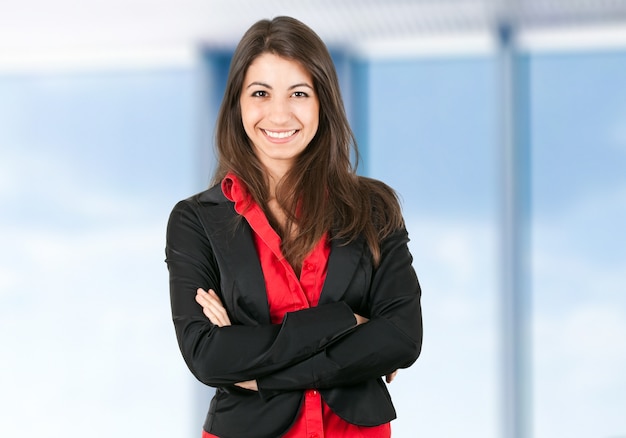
[263,129,298,139]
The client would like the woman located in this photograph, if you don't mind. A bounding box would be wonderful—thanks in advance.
[166,16,422,438]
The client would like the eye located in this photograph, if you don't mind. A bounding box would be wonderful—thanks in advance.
[251,90,268,97]
[292,91,309,98]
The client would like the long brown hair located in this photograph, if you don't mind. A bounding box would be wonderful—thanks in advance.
[213,16,403,268]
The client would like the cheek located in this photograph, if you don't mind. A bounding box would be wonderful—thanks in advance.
[311,104,320,130]
[240,105,257,134]
[301,105,319,129]
[311,112,320,134]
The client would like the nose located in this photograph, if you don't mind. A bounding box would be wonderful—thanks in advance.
[268,97,291,125]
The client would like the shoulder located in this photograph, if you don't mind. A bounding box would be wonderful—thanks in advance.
[184,183,228,206]
[171,183,228,212]
[358,176,400,211]
[356,176,400,204]
[168,183,235,229]
[358,176,404,234]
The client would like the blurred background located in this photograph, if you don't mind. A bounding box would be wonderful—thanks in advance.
[1,1,625,437]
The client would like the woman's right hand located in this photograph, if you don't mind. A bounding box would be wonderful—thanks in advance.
[354,313,369,326]
[196,297,388,384]
[353,313,397,383]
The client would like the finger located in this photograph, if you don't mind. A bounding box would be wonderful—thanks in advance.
[196,288,213,307]
[195,290,215,313]
[196,289,218,309]
[386,370,398,383]
[205,289,231,325]
[203,306,228,327]
[198,289,225,311]
[235,380,258,391]
[207,288,224,305]
[205,297,231,326]
[196,288,221,309]
[202,300,230,326]
[196,289,224,325]
[196,289,231,326]
[354,313,369,325]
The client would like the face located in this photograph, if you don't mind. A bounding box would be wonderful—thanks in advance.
[240,53,320,179]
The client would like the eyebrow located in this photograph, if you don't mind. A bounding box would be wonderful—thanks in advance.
[245,81,314,90]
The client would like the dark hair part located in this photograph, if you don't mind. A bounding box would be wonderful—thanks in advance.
[213,16,403,268]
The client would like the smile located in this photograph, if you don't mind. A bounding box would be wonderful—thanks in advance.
[263,129,298,139]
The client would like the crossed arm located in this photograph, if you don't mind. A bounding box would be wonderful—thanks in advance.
[195,288,397,390]
[167,200,421,393]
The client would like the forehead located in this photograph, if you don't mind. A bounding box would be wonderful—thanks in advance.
[244,53,313,83]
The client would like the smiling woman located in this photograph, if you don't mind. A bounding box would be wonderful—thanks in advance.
[240,53,320,184]
[165,15,423,438]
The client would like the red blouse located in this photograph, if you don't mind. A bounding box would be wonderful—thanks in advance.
[201,173,390,438]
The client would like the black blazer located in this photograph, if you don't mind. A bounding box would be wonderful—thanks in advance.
[166,184,423,438]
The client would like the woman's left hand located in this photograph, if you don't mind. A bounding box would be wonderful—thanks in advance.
[196,288,232,327]
[196,289,392,391]
[195,289,257,390]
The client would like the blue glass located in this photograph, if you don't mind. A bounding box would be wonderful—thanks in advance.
[0,67,198,437]
[530,50,626,438]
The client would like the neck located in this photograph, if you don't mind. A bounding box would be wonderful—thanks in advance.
[265,164,290,199]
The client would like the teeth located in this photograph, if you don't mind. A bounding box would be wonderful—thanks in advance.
[264,129,296,139]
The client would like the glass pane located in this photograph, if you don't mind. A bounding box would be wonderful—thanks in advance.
[530,50,626,438]
[0,68,197,437]
[365,56,499,437]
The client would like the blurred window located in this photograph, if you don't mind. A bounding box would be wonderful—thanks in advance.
[0,68,197,437]
[530,49,626,438]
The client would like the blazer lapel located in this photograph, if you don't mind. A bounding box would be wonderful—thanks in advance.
[195,185,366,320]
[318,235,366,306]
[196,191,271,325]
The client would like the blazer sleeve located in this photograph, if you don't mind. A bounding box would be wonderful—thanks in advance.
[256,226,423,398]
[166,199,357,387]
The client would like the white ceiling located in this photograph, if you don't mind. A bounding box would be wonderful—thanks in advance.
[2,0,626,70]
